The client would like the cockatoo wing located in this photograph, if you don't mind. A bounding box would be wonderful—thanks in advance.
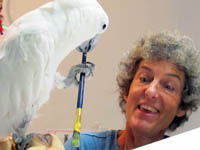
[0,27,55,136]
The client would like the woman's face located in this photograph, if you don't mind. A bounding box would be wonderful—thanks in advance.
[125,59,186,137]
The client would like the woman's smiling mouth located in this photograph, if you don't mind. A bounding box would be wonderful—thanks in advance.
[138,104,160,114]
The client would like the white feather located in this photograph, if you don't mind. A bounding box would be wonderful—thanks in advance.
[0,0,108,137]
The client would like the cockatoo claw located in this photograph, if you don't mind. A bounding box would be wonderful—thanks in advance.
[64,62,95,87]
[20,134,35,150]
[13,133,35,150]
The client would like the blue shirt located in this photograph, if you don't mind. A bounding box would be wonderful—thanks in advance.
[64,130,169,150]
[64,130,119,150]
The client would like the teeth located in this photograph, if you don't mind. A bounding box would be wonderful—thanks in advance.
[140,105,158,113]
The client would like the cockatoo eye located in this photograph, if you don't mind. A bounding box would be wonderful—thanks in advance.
[99,23,108,33]
[102,24,107,30]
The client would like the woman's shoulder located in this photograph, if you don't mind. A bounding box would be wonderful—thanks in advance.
[64,130,119,150]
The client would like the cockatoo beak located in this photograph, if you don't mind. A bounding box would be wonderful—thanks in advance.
[76,34,100,53]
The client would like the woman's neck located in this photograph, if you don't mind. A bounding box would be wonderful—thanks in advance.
[117,128,165,150]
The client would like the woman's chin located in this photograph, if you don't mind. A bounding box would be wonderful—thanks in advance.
[128,117,158,136]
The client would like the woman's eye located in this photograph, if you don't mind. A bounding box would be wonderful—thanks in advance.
[140,77,150,83]
[164,84,174,91]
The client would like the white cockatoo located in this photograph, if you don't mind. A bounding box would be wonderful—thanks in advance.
[0,0,108,147]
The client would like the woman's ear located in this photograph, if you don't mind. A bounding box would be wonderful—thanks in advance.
[176,108,187,117]
[123,95,128,102]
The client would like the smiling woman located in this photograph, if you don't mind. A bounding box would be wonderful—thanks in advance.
[120,59,186,148]
[65,31,200,150]
[116,30,200,149]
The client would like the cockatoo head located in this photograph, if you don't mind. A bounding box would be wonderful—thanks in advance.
[57,0,109,52]
[74,1,109,53]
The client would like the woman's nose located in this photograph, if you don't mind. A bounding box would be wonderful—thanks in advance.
[144,80,160,100]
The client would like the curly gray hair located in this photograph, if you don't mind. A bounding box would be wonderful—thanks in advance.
[117,31,200,131]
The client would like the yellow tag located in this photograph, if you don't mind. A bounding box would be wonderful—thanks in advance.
[73,108,82,132]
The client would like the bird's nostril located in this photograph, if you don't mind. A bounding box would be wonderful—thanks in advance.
[102,24,106,30]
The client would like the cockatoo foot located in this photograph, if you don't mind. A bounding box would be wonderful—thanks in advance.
[13,133,35,150]
[64,61,95,87]
[55,62,95,89]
